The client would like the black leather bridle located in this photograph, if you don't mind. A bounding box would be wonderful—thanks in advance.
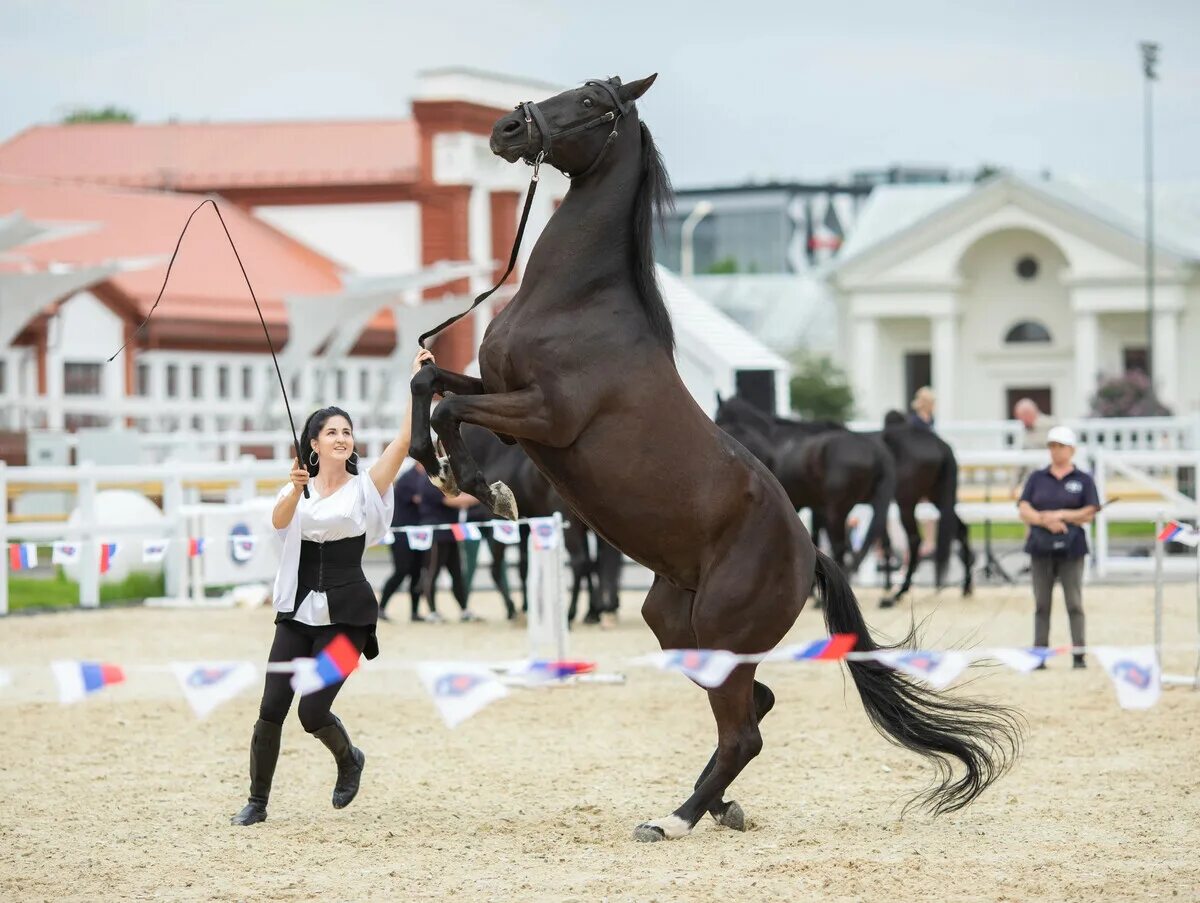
[418,79,630,350]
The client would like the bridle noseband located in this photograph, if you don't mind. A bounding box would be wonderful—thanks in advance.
[518,79,631,180]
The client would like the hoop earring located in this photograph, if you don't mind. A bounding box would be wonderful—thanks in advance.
[348,451,359,467]
[308,450,318,466]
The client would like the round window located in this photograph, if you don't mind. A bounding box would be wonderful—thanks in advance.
[1016,256,1039,280]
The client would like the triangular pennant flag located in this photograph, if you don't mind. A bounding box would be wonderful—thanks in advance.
[492,522,520,545]
[1158,521,1200,547]
[644,649,741,689]
[291,634,361,696]
[230,533,258,562]
[528,517,559,550]
[989,646,1064,673]
[170,661,257,719]
[1093,647,1161,710]
[869,649,972,690]
[406,528,433,551]
[417,662,509,728]
[51,541,81,565]
[188,537,206,558]
[378,530,396,546]
[51,660,125,704]
[99,543,118,574]
[142,539,169,564]
[8,543,38,570]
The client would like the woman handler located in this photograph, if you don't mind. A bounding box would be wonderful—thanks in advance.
[231,348,433,826]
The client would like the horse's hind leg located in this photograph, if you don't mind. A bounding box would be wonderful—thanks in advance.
[881,502,921,609]
[956,516,975,597]
[689,679,775,830]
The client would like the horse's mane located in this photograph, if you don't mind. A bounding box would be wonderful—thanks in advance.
[633,119,675,351]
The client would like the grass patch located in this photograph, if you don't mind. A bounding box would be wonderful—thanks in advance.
[7,570,166,613]
[967,521,1156,542]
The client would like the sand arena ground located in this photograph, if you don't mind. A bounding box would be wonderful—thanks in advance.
[1,581,1198,902]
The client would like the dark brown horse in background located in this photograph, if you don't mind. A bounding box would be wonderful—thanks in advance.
[714,395,896,576]
[410,74,1018,839]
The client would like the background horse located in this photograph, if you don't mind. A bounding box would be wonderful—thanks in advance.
[715,395,896,576]
[876,412,975,607]
[410,74,1019,840]
[463,425,622,624]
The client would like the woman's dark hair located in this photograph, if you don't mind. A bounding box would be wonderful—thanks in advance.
[301,406,357,477]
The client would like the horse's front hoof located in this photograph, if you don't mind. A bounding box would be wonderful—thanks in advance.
[715,800,746,831]
[632,824,667,843]
[878,596,897,609]
[489,481,518,520]
[429,457,460,497]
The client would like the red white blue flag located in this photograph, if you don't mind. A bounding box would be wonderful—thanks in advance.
[450,523,482,542]
[1158,521,1199,547]
[8,543,37,571]
[99,543,119,574]
[291,634,361,696]
[188,537,206,558]
[771,634,857,661]
[52,660,125,704]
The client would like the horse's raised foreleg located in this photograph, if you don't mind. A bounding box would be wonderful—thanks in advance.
[409,365,485,493]
[429,386,587,519]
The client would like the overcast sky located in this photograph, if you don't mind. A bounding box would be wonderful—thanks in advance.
[2,0,1197,188]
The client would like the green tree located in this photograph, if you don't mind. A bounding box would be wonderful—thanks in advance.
[61,106,136,124]
[704,256,739,275]
[788,353,854,421]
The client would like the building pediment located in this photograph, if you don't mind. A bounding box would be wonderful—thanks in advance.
[832,175,1194,292]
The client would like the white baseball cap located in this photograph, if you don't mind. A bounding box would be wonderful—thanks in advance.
[1046,425,1078,447]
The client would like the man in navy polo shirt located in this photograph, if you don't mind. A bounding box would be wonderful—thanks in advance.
[1017,426,1100,669]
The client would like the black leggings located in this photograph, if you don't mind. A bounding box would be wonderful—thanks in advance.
[423,540,468,612]
[258,621,370,733]
[379,543,426,616]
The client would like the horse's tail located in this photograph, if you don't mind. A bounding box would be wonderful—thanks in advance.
[932,448,960,587]
[849,444,896,573]
[814,550,1022,814]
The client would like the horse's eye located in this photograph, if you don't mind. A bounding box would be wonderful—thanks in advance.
[582,97,593,107]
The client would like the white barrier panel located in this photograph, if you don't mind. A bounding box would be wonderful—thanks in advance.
[524,513,568,662]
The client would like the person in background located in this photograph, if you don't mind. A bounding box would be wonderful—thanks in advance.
[1012,397,1057,498]
[415,471,482,622]
[1017,425,1099,670]
[908,387,937,556]
[908,386,936,431]
[378,462,430,623]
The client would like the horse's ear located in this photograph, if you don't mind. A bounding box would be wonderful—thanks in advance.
[619,73,658,104]
[715,391,724,406]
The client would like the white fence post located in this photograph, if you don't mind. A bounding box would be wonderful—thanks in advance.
[0,460,8,616]
[77,462,99,608]
[162,470,186,600]
[1093,450,1109,579]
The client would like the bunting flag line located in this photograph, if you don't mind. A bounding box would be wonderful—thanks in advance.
[1158,520,1200,547]
[8,542,38,571]
[417,662,510,728]
[771,634,857,661]
[170,661,257,719]
[507,660,597,683]
[51,541,81,565]
[99,542,119,574]
[643,649,742,689]
[989,646,1066,673]
[450,523,482,542]
[1093,647,1161,710]
[291,634,361,697]
[142,539,169,564]
[492,522,521,545]
[51,660,125,704]
[406,527,434,551]
[529,517,559,551]
[867,649,973,690]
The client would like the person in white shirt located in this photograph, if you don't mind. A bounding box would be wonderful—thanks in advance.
[231,349,432,826]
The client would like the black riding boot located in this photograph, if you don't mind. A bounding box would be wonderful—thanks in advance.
[230,719,282,826]
[311,715,365,809]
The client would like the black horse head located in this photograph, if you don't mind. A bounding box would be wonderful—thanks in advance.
[715,394,776,436]
[490,75,658,178]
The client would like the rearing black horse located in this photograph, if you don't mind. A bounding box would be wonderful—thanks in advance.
[410,74,1019,840]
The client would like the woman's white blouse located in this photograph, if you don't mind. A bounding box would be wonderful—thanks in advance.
[270,471,394,626]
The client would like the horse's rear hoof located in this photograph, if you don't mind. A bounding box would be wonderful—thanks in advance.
[632,824,667,843]
[430,457,460,497]
[489,481,518,520]
[715,801,746,831]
